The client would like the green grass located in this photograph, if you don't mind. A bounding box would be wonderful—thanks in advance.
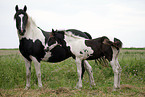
[122,47,145,50]
[0,48,19,50]
[0,49,145,96]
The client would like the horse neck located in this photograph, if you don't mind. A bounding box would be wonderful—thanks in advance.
[19,16,45,46]
[26,16,38,32]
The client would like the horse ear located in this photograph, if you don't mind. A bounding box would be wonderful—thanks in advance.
[52,29,54,32]
[23,5,27,12]
[15,5,19,11]
[52,29,55,36]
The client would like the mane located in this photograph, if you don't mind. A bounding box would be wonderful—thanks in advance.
[65,31,85,39]
[26,15,37,28]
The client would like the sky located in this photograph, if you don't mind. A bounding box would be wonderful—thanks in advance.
[0,0,145,48]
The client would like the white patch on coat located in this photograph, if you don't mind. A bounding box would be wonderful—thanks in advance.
[42,52,52,61]
[64,31,94,60]
[18,16,45,46]
[43,41,59,61]
[110,47,121,89]
[45,41,59,51]
[18,14,24,31]
[29,55,42,87]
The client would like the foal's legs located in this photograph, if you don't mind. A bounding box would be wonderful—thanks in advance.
[75,57,82,89]
[24,57,31,90]
[81,60,85,79]
[84,60,96,86]
[116,58,122,88]
[30,56,43,88]
[110,48,121,91]
[110,59,119,91]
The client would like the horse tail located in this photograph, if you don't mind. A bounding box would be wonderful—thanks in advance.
[95,57,109,67]
[103,37,122,50]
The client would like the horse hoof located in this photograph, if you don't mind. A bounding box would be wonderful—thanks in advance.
[112,87,120,91]
[75,85,82,90]
[91,82,96,86]
[38,84,43,88]
[112,88,117,91]
[24,86,30,90]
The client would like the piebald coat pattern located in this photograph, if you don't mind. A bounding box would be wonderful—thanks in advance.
[45,30,122,91]
[64,31,94,60]
[14,5,95,89]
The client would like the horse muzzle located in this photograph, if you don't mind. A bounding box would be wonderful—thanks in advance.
[18,29,26,35]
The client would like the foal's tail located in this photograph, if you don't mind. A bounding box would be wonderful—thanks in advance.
[103,37,123,50]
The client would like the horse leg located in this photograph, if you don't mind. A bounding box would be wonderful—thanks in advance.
[110,58,119,91]
[84,60,96,86]
[116,58,122,88]
[30,56,42,88]
[24,57,31,90]
[75,57,82,89]
[110,47,122,91]
[81,60,85,79]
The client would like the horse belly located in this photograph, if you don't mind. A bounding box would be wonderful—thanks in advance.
[69,41,94,59]
[43,46,70,62]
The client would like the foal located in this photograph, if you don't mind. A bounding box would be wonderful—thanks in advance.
[46,30,122,91]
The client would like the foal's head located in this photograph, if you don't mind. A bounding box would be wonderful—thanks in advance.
[14,5,28,36]
[44,29,63,52]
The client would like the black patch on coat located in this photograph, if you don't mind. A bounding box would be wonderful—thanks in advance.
[80,51,83,54]
[83,32,92,39]
[81,60,85,79]
[19,38,45,62]
[84,49,88,52]
[38,27,50,44]
[66,29,91,39]
[48,46,71,62]
[85,37,113,61]
[114,38,123,49]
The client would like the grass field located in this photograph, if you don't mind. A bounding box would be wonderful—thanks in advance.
[0,49,145,97]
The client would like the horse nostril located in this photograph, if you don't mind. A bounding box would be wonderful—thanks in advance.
[18,29,25,35]
[23,29,26,33]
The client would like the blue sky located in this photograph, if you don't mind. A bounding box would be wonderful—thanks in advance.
[0,0,145,48]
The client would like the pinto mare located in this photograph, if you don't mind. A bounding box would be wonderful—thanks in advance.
[14,5,95,89]
[45,30,123,91]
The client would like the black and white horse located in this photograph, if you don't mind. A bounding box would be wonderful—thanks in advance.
[45,30,123,91]
[14,5,95,89]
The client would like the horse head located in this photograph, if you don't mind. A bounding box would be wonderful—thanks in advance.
[14,5,28,36]
[52,29,65,40]
[52,29,68,48]
[44,29,63,52]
